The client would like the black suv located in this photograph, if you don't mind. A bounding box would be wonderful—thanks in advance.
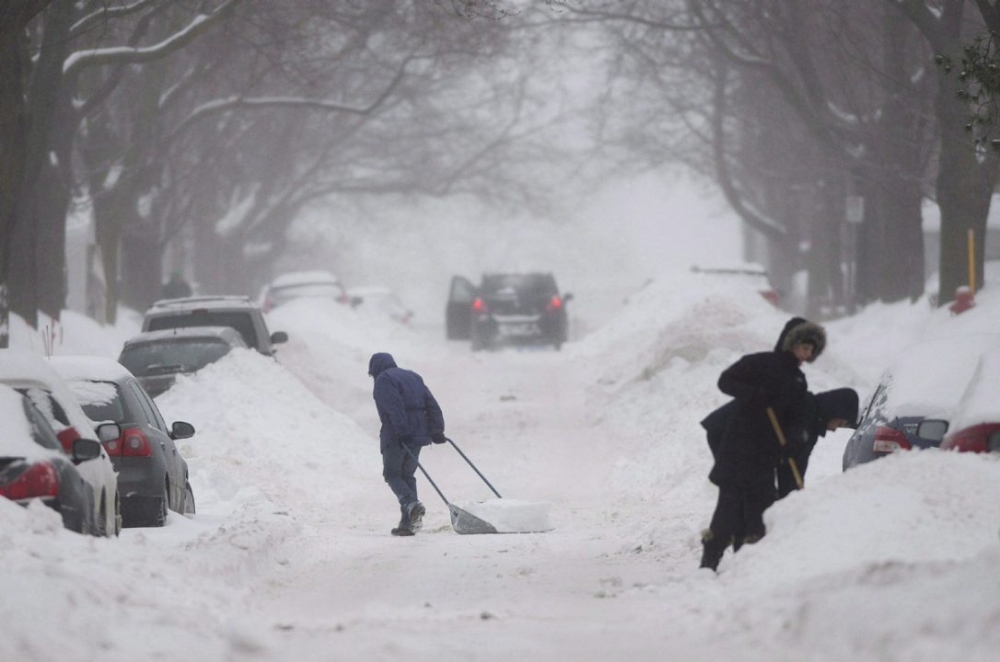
[446,273,572,351]
[141,296,288,356]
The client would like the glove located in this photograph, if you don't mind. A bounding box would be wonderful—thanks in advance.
[431,432,447,444]
[397,433,413,446]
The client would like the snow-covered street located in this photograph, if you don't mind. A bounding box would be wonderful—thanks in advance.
[3,270,999,661]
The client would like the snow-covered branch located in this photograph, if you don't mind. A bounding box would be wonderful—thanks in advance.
[63,0,240,77]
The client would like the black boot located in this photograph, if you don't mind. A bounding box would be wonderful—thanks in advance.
[699,530,724,572]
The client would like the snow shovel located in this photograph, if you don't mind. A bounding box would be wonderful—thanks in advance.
[401,445,500,534]
[766,407,804,490]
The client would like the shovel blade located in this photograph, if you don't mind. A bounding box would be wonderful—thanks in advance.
[449,504,499,535]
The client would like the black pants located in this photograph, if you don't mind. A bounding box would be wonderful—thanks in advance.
[382,442,421,524]
[701,478,775,570]
[776,450,811,500]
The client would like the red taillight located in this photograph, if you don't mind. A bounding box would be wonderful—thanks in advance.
[547,296,563,311]
[105,428,151,457]
[56,427,80,454]
[0,463,59,501]
[472,298,488,313]
[945,423,1000,453]
[872,426,912,454]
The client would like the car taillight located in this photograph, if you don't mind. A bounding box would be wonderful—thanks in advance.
[547,296,563,311]
[872,426,911,454]
[947,423,1000,453]
[472,298,488,313]
[105,428,152,457]
[0,463,59,501]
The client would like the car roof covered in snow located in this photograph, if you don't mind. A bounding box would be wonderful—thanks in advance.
[121,326,247,348]
[947,347,1000,430]
[0,349,100,435]
[268,271,340,289]
[877,332,1000,419]
[147,295,257,312]
[48,355,135,384]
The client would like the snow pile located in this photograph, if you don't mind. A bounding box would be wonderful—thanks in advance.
[456,498,553,534]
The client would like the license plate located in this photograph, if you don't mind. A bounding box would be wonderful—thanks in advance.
[499,323,539,337]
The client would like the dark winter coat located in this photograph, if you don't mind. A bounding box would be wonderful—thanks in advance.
[369,352,445,452]
[708,349,808,488]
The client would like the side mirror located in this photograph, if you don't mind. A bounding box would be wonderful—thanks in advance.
[95,422,121,443]
[563,293,574,303]
[270,331,289,344]
[917,419,948,442]
[72,438,102,463]
[170,421,196,440]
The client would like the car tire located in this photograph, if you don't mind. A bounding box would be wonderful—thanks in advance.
[183,482,196,515]
[153,482,169,527]
[94,489,108,537]
[113,490,122,536]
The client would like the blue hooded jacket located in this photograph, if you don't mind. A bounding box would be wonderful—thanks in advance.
[369,352,445,450]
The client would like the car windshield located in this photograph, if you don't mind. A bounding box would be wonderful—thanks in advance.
[65,380,125,424]
[146,311,258,349]
[121,339,234,376]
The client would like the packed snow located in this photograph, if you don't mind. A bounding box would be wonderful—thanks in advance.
[2,264,999,661]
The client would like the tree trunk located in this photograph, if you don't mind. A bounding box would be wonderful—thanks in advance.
[0,14,30,347]
[934,67,998,302]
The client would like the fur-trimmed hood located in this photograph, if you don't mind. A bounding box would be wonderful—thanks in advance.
[781,321,826,362]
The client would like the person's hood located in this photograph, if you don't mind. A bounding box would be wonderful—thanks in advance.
[815,387,859,429]
[368,352,397,378]
[781,321,826,362]
[774,317,808,352]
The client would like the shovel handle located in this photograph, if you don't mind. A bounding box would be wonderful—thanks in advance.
[401,444,452,506]
[766,407,804,491]
[446,437,503,499]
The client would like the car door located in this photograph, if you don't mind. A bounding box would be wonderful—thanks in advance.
[446,275,477,340]
[127,379,184,507]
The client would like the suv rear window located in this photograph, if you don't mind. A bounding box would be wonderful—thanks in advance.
[146,311,259,349]
[480,274,558,297]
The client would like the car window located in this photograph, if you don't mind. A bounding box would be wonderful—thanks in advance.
[481,274,557,297]
[18,387,70,427]
[147,311,259,349]
[67,380,125,423]
[128,381,164,430]
[449,276,477,303]
[120,339,233,375]
[269,283,344,305]
[22,398,61,450]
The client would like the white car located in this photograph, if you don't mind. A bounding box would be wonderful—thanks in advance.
[0,350,122,536]
[259,270,354,312]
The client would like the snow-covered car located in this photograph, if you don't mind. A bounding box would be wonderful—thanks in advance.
[0,350,122,536]
[349,286,413,325]
[0,385,103,534]
[915,348,1000,454]
[118,326,248,398]
[142,295,287,357]
[842,333,1000,469]
[50,356,196,528]
[260,270,357,312]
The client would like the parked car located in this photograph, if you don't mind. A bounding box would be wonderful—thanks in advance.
[349,285,413,325]
[260,270,358,312]
[0,350,122,536]
[842,334,1000,470]
[915,348,1000,454]
[49,356,196,528]
[142,295,287,356]
[447,272,573,351]
[0,384,104,534]
[118,326,248,398]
